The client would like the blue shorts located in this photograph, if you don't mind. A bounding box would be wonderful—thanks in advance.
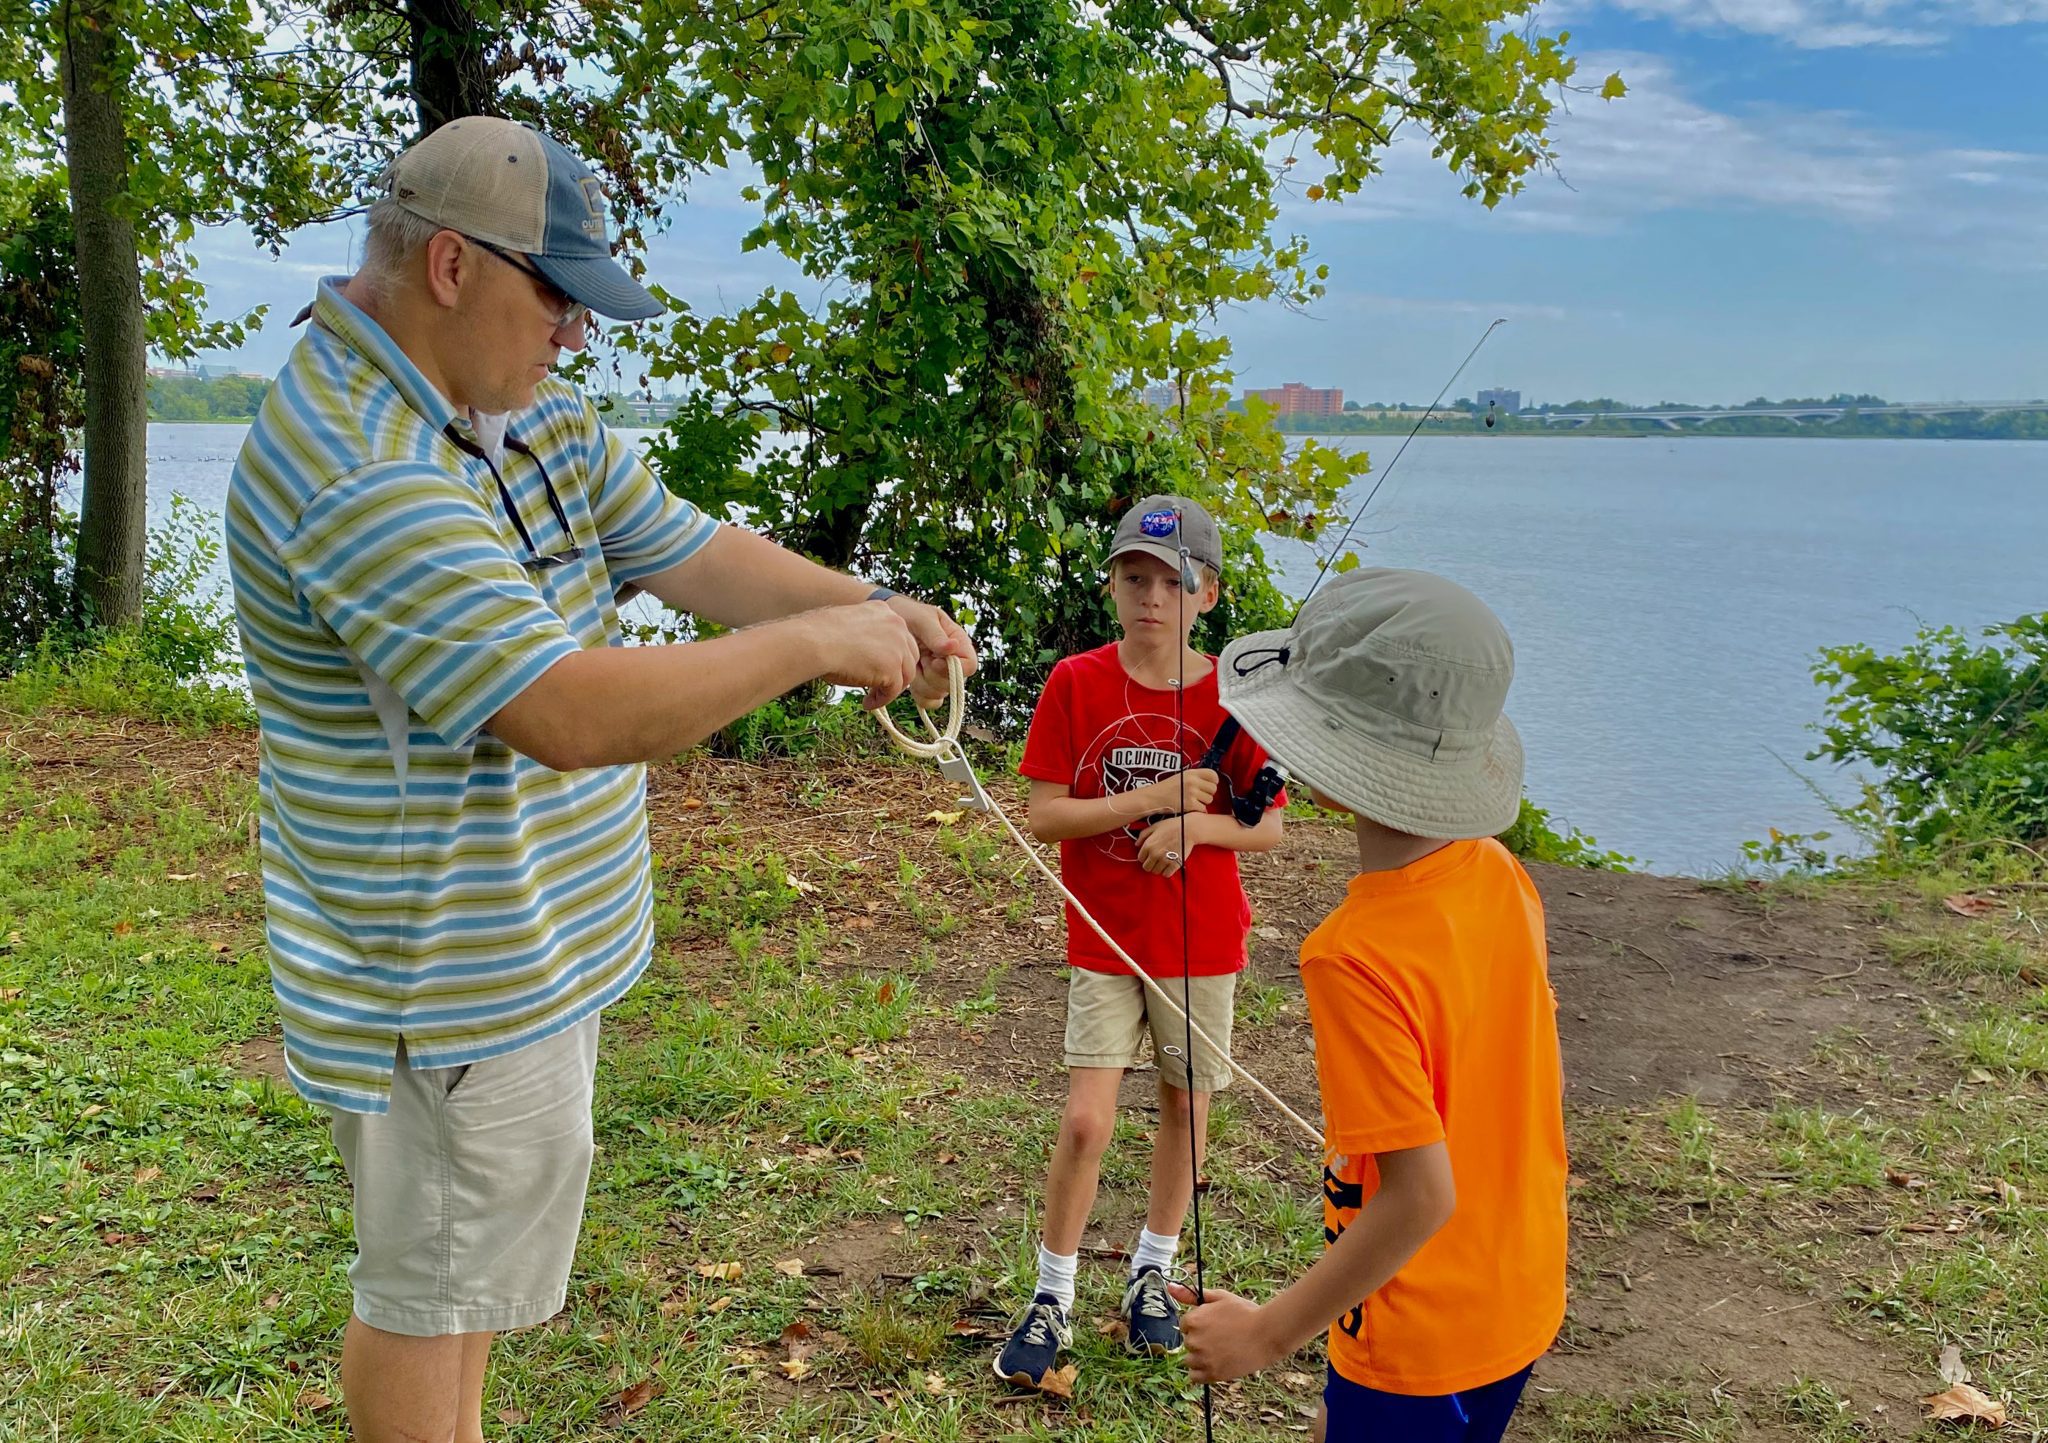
[1323,1364,1534,1443]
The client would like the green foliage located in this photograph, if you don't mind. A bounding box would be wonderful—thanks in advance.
[713,690,880,762]
[145,372,270,421]
[1809,614,2048,853]
[0,496,249,729]
[0,173,83,663]
[1498,797,1634,871]
[616,0,1588,727]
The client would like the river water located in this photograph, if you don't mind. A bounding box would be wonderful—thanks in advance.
[145,424,2045,873]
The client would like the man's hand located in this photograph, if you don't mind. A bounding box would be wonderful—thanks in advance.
[882,595,977,707]
[1167,1284,1281,1384]
[807,601,923,708]
[1135,813,1207,876]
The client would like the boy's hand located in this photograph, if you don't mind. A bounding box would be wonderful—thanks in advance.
[1147,767,1219,814]
[1135,813,1206,875]
[1167,1283,1280,1384]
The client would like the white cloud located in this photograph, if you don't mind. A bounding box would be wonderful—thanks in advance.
[1291,51,2048,271]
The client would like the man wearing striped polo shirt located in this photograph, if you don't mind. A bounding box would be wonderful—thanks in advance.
[227,117,975,1442]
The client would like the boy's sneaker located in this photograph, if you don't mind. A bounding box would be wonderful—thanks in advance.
[1121,1265,1183,1355]
[993,1293,1072,1387]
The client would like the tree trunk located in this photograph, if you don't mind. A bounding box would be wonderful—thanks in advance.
[407,0,499,135]
[61,0,149,629]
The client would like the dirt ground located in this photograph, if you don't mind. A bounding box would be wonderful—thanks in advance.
[636,750,1955,1438]
[16,711,1959,1436]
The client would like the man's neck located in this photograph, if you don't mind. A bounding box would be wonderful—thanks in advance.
[339,274,465,412]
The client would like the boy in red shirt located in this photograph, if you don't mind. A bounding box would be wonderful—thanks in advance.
[1172,567,1568,1443]
[995,495,1286,1386]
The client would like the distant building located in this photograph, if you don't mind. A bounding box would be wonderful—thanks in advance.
[1141,383,1186,410]
[1477,387,1521,414]
[1243,382,1343,417]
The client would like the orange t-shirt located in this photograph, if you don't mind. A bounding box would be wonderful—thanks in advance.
[1300,837,1568,1396]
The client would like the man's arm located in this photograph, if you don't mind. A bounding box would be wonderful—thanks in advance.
[1171,1141,1456,1384]
[633,525,974,696]
[1131,806,1282,875]
[489,601,919,772]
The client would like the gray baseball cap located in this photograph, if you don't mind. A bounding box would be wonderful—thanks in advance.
[383,116,662,321]
[1107,495,1224,574]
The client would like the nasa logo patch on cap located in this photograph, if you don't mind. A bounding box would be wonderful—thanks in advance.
[1139,510,1178,538]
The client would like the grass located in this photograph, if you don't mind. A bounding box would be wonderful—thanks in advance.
[0,714,1329,1441]
[13,697,2048,1440]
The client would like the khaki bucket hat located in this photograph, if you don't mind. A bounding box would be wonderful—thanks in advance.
[1217,568,1523,839]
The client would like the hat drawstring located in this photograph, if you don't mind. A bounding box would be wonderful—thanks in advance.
[1230,644,1290,677]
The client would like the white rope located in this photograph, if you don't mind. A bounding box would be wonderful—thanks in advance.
[875,657,1325,1148]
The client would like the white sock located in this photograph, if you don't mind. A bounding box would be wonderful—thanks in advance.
[1034,1243,1078,1312]
[1131,1226,1179,1277]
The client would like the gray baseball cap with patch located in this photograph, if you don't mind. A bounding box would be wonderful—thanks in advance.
[1107,495,1224,575]
[384,115,662,321]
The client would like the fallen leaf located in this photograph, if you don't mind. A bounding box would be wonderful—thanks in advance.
[1037,1363,1078,1399]
[610,1379,659,1416]
[658,1295,690,1317]
[1253,925,1285,942]
[495,1408,528,1426]
[1977,1180,2022,1204]
[1282,1371,1317,1390]
[166,872,200,882]
[1940,1343,1970,1386]
[114,920,135,937]
[0,987,22,1000]
[1096,1318,1129,1342]
[134,1166,161,1185]
[1922,1381,2006,1426]
[696,1260,743,1281]
[922,1370,949,1395]
[876,982,897,1005]
[1945,893,1999,918]
[948,1319,988,1337]
[707,1294,733,1313]
[926,809,964,825]
[300,1389,335,1412]
[680,797,704,809]
[1970,1068,1997,1085]
[188,1184,220,1202]
[778,1358,813,1380]
[774,1257,806,1278]
[1886,1169,1930,1190]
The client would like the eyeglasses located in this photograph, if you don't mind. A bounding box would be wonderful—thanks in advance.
[444,425,586,571]
[460,233,591,333]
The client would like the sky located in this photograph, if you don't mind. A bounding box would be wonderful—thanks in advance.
[184,0,2048,409]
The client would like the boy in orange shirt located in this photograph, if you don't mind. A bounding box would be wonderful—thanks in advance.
[1170,567,1568,1442]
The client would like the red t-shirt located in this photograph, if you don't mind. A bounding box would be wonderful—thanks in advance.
[1018,642,1283,977]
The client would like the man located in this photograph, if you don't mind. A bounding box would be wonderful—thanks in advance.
[225,116,976,1443]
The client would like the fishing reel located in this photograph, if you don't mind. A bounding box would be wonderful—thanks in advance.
[1124,716,1286,838]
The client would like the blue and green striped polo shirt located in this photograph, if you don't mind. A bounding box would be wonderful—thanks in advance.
[226,277,717,1113]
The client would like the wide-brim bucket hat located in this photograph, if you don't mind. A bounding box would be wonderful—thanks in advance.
[1217,568,1523,839]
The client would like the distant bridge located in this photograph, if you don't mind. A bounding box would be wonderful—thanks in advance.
[1536,401,2048,430]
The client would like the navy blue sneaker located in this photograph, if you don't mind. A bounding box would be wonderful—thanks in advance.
[993,1292,1072,1387]
[1121,1266,1183,1355]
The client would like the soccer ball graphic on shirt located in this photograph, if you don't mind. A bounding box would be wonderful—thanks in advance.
[1078,707,1213,862]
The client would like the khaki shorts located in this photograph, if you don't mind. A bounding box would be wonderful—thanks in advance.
[1063,968,1237,1092]
[327,1015,600,1337]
